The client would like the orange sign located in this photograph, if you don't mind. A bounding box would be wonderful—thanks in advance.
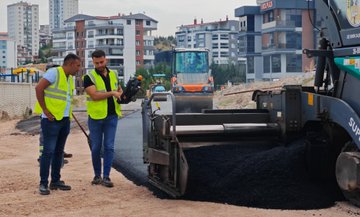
[261,1,273,11]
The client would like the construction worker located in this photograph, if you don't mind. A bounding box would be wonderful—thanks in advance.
[36,64,72,164]
[35,53,81,195]
[83,49,122,188]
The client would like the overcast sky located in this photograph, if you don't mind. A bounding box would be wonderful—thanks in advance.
[0,0,257,36]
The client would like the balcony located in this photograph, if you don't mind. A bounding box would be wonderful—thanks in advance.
[85,23,123,29]
[53,36,66,40]
[64,26,76,30]
[96,32,123,37]
[262,20,295,30]
[96,43,123,47]
[262,43,299,52]
[52,46,67,51]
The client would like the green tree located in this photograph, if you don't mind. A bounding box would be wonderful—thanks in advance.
[211,63,246,89]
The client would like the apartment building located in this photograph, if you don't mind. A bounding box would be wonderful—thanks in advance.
[51,13,157,94]
[236,0,316,82]
[7,1,39,63]
[39,25,52,47]
[175,18,240,65]
[49,0,79,32]
[0,33,17,73]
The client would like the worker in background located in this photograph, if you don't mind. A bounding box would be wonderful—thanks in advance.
[34,53,81,195]
[37,64,73,165]
[83,49,122,188]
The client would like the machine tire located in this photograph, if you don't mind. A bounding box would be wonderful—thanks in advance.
[337,141,360,207]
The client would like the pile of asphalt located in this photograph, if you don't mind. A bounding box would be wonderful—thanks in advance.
[15,116,41,134]
[183,140,344,209]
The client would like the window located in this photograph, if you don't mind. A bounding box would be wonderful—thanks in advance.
[110,48,123,55]
[127,20,131,25]
[220,34,228,40]
[136,20,141,25]
[136,40,140,46]
[247,56,254,74]
[263,56,270,73]
[146,20,151,26]
[136,50,140,56]
[272,54,281,73]
[220,52,228,57]
[88,31,94,38]
[136,30,140,35]
[220,43,229,49]
[286,54,302,72]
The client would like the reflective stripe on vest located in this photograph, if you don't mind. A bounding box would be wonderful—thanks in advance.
[34,67,74,120]
[85,69,122,119]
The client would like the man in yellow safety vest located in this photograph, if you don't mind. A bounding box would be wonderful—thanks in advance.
[35,53,81,195]
[83,50,122,188]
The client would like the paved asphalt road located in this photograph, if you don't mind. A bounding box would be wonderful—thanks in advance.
[112,109,148,186]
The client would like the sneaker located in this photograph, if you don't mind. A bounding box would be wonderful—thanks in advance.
[102,177,114,188]
[39,184,50,195]
[49,180,71,191]
[91,176,102,185]
[64,152,73,158]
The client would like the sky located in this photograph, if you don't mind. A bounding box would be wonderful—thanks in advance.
[0,0,257,36]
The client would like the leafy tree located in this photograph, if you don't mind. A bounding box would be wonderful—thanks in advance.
[211,63,246,89]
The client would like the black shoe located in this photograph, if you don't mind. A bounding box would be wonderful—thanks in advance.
[63,159,69,164]
[39,184,50,195]
[91,176,102,185]
[64,152,73,158]
[49,180,71,191]
[102,177,114,188]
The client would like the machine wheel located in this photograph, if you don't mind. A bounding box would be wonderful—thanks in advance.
[336,141,360,207]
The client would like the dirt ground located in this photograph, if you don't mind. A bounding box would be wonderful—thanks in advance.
[0,119,360,217]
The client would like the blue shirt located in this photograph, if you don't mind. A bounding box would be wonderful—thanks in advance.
[41,67,71,118]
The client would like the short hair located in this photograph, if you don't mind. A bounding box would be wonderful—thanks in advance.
[63,53,80,65]
[91,50,106,59]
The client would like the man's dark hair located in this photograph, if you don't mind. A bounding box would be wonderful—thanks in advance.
[63,53,80,65]
[91,50,106,59]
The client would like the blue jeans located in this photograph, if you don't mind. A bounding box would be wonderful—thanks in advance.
[88,115,118,178]
[40,117,70,186]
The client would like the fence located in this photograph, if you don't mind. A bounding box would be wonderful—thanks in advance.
[0,82,37,118]
[0,72,40,83]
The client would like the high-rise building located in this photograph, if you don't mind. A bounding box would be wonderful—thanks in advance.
[51,13,157,94]
[49,0,79,31]
[176,18,240,65]
[236,0,316,82]
[7,1,39,62]
[0,33,17,73]
[39,25,52,47]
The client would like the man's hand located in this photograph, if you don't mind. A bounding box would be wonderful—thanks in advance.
[112,91,121,99]
[44,109,55,121]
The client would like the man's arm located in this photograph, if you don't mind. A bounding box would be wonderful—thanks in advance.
[85,85,121,101]
[35,78,54,121]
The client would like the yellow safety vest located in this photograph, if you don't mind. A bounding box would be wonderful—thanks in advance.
[85,69,122,120]
[34,67,74,120]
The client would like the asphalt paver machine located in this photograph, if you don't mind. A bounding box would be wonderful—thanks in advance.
[142,0,360,206]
